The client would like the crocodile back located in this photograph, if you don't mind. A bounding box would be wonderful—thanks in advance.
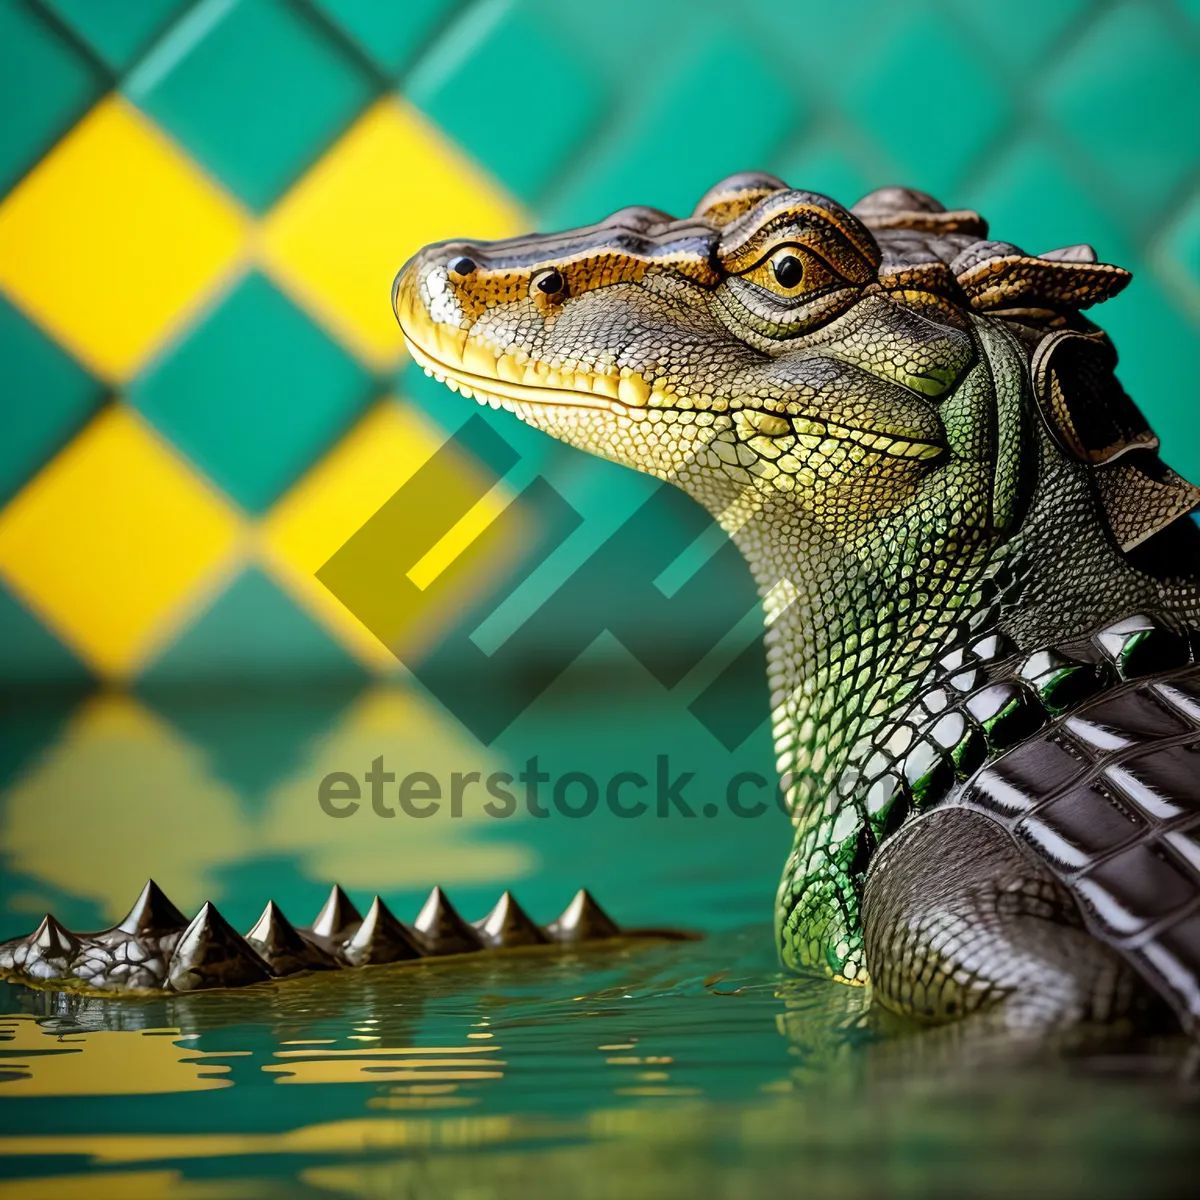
[958,661,1200,1031]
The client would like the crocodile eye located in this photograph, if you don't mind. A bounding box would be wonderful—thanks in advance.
[737,244,841,304]
[447,255,476,277]
[772,254,803,289]
[532,268,566,296]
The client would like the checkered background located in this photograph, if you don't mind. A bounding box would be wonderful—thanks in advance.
[1,0,1197,693]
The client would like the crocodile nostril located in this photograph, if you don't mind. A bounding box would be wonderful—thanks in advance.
[447,255,476,277]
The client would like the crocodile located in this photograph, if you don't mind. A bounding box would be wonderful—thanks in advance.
[4,175,1200,1036]
[0,882,664,992]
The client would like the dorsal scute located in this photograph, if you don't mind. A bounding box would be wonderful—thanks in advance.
[848,186,1194,552]
[953,247,1131,312]
[693,171,789,227]
[852,186,989,238]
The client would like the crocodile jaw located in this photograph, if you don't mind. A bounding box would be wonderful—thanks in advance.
[395,275,947,466]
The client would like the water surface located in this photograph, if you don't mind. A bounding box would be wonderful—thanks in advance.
[1,673,1196,1197]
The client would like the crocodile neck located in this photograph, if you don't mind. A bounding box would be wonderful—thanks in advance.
[735,436,1197,980]
[728,488,996,978]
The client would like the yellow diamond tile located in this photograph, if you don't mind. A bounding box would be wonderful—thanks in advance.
[0,96,248,382]
[0,405,242,676]
[260,98,523,368]
[259,398,524,670]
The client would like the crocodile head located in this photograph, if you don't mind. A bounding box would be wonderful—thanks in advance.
[394,173,1200,980]
[394,176,978,558]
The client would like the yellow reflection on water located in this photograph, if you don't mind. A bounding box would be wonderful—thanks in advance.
[0,684,536,932]
[263,1042,505,1087]
[0,1017,242,1096]
[0,1169,267,1199]
[1,696,252,920]
[0,1113,543,1164]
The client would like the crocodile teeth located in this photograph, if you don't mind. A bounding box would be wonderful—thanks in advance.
[618,374,651,406]
[246,901,338,976]
[167,903,272,992]
[114,879,188,937]
[473,891,549,948]
[496,353,525,384]
[462,341,498,375]
[341,897,424,967]
[308,885,362,943]
[414,886,484,956]
[545,889,620,942]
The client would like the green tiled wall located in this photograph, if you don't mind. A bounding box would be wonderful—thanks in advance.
[0,0,1197,692]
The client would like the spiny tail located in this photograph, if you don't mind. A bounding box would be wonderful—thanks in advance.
[0,881,676,995]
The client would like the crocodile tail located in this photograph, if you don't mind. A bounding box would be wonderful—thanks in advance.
[0,881,667,995]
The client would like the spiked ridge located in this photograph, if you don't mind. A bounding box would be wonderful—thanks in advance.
[0,915,80,984]
[246,901,337,976]
[341,898,423,967]
[545,890,620,942]
[117,880,188,936]
[0,881,687,994]
[474,891,549,949]
[307,885,362,942]
[413,886,484,955]
[168,903,272,992]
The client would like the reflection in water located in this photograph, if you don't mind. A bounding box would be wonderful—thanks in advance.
[1,688,531,930]
[1,696,252,923]
[1,681,1198,1196]
[0,930,1196,1197]
[263,1044,507,1088]
[0,1170,272,1198]
[0,1016,240,1096]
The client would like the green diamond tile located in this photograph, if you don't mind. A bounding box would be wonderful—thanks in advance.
[140,566,365,683]
[946,0,1091,69]
[1041,3,1200,216]
[548,0,708,74]
[1178,0,1200,29]
[0,0,103,195]
[0,294,106,506]
[140,566,364,802]
[1101,277,1200,484]
[1154,193,1200,313]
[405,0,607,206]
[840,9,1013,200]
[309,0,459,76]
[964,136,1135,266]
[741,0,893,85]
[0,577,91,687]
[144,685,361,810]
[128,271,374,513]
[125,0,376,211]
[771,136,879,211]
[544,27,800,227]
[37,0,194,72]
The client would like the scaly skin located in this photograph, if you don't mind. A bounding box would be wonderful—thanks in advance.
[391,175,1200,1031]
[4,176,1199,1031]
